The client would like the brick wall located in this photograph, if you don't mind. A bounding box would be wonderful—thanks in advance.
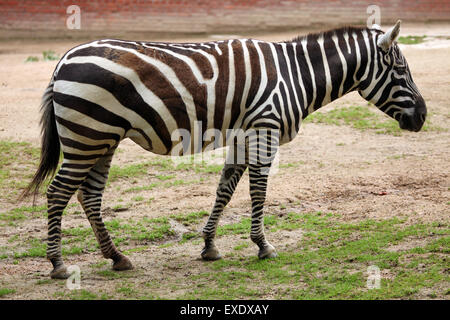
[0,0,449,39]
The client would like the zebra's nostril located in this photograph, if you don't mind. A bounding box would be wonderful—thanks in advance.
[420,113,426,123]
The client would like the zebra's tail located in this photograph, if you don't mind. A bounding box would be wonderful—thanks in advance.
[20,78,60,201]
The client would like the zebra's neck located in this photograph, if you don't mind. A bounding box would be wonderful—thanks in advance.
[288,27,376,118]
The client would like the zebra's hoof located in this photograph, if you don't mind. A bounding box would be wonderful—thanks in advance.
[112,254,134,271]
[50,265,70,279]
[258,244,278,259]
[201,246,222,261]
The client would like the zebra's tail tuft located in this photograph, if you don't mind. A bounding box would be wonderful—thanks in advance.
[19,79,60,202]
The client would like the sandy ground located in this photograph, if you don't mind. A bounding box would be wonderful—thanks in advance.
[0,23,449,299]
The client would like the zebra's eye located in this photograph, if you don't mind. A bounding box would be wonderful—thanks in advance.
[395,65,407,74]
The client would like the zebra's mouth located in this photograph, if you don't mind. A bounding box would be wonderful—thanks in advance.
[399,112,426,132]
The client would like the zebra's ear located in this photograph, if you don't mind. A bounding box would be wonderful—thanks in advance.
[377,20,401,51]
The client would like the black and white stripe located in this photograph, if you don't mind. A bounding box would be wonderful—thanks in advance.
[24,21,426,278]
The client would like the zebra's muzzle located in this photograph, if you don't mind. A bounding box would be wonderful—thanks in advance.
[399,109,426,132]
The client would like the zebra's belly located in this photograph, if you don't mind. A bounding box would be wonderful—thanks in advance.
[129,123,239,157]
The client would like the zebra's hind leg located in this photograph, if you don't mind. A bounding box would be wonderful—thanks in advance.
[77,146,133,271]
[47,161,97,279]
[201,144,248,260]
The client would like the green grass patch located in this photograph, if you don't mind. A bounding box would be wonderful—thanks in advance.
[397,36,426,45]
[90,261,108,269]
[103,217,175,243]
[132,196,144,202]
[178,212,449,299]
[0,205,47,222]
[96,269,135,280]
[123,178,203,194]
[124,183,159,193]
[304,105,443,135]
[171,210,209,226]
[3,215,176,260]
[42,50,59,61]
[0,288,16,297]
[36,279,52,285]
[116,284,139,298]
[109,157,222,185]
[2,209,447,300]
[24,51,60,63]
[234,242,250,251]
[67,289,98,300]
[109,163,148,182]
[304,105,401,135]
[155,174,175,181]
[0,141,41,198]
[25,56,39,62]
[216,213,301,237]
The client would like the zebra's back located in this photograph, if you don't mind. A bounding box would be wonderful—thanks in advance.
[52,38,288,156]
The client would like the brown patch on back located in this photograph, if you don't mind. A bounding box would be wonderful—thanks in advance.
[112,49,192,132]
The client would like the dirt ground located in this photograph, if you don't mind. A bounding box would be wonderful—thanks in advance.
[0,23,448,300]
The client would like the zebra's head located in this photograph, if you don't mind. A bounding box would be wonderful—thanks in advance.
[358,20,427,132]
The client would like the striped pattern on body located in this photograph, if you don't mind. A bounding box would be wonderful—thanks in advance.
[24,23,427,278]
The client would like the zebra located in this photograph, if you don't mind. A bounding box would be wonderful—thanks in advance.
[23,20,426,279]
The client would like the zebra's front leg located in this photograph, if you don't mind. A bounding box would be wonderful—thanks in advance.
[77,148,133,271]
[248,162,278,259]
[201,160,248,260]
[247,127,280,259]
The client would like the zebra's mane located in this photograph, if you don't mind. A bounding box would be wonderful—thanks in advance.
[291,26,374,43]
